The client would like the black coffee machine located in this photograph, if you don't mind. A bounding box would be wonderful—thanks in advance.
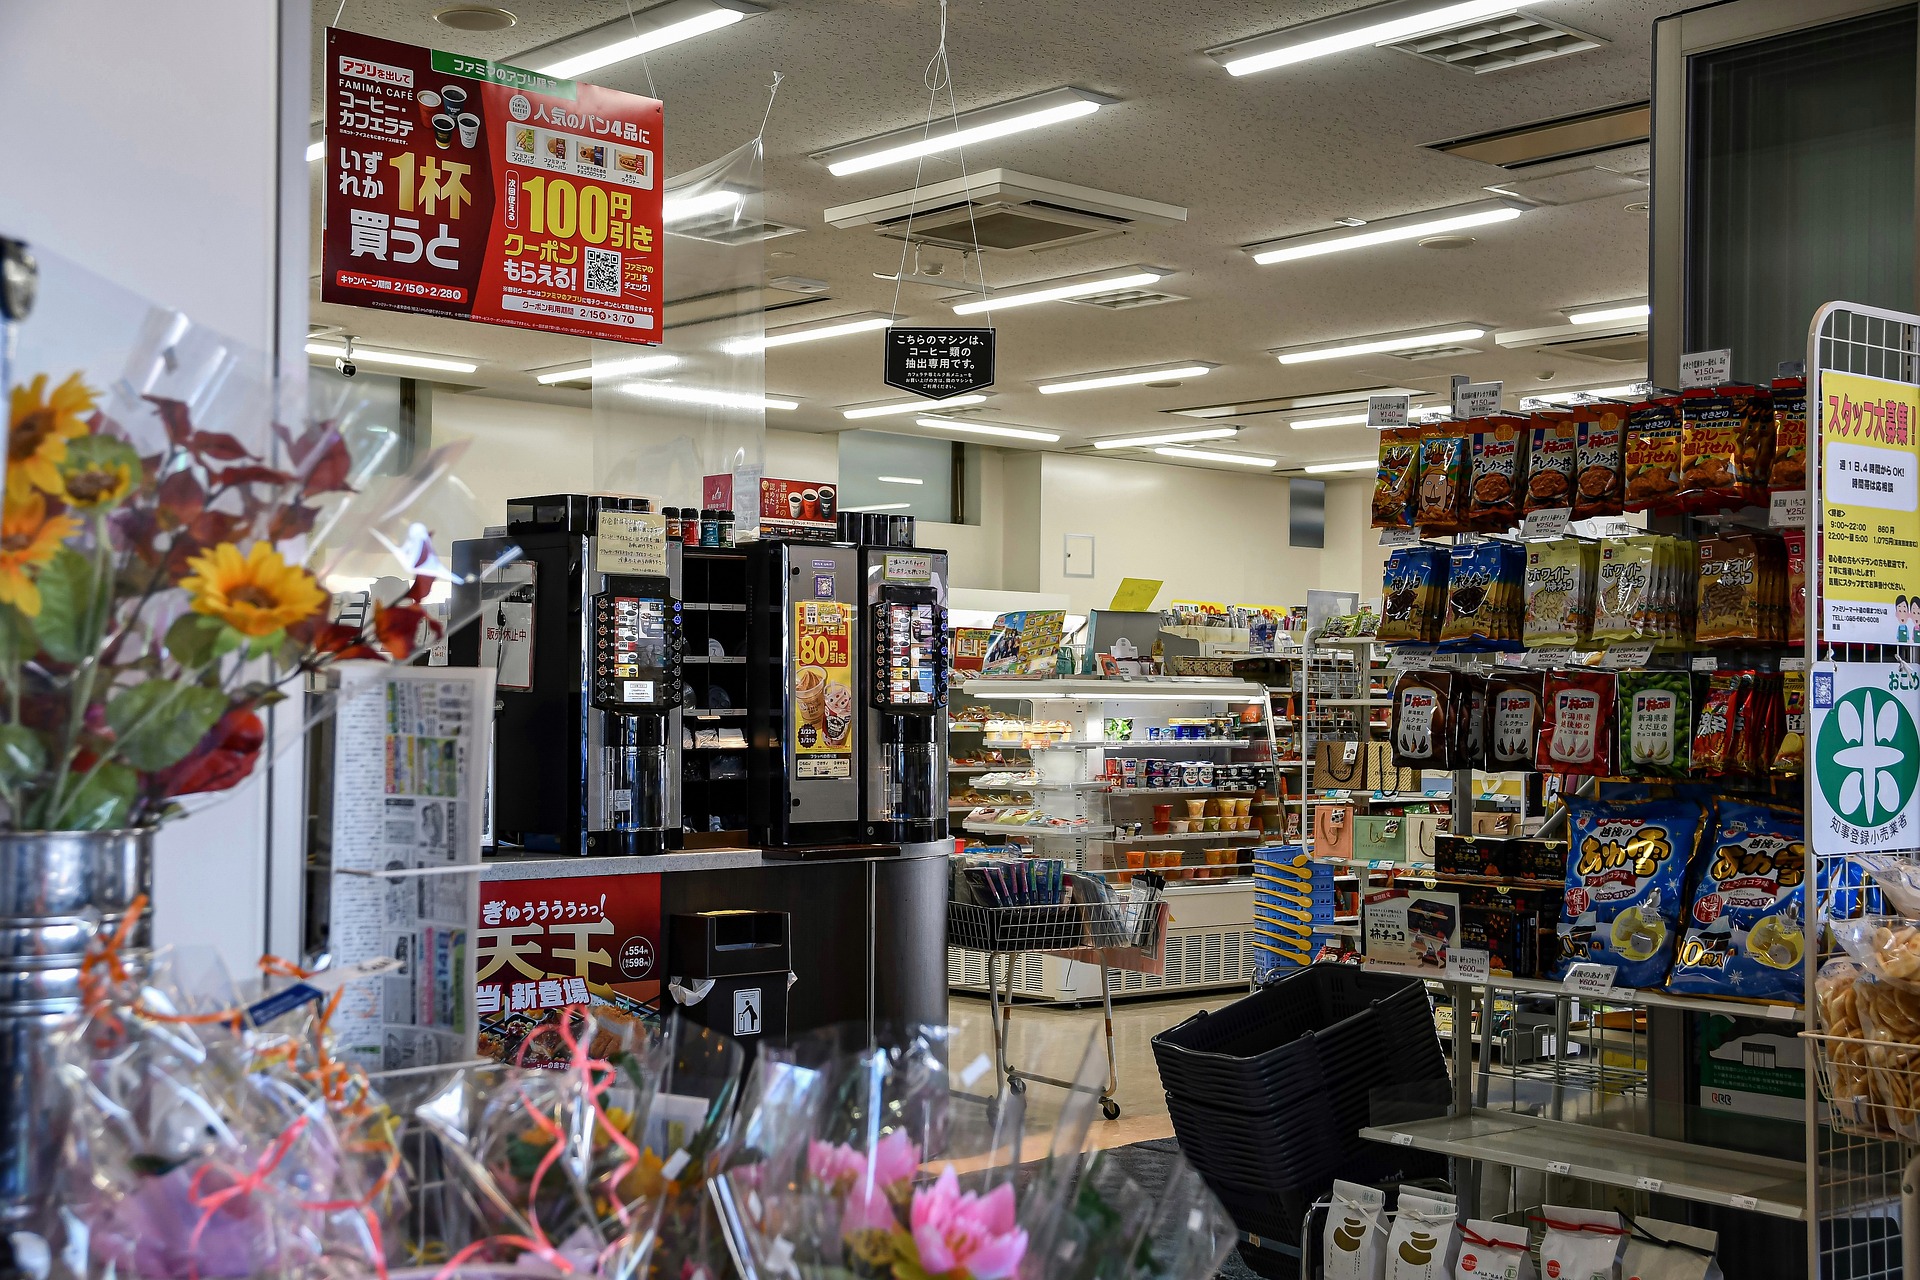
[450,493,684,855]
[859,545,950,843]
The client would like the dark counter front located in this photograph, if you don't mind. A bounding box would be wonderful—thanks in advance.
[477,842,949,1048]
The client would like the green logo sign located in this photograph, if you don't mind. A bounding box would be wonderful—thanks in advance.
[1816,686,1920,825]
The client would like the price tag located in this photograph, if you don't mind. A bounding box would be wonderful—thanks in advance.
[1564,962,1618,996]
[1575,516,1638,540]
[1636,1176,1665,1194]
[1369,394,1410,428]
[1604,642,1656,669]
[1525,649,1562,670]
[1546,1161,1572,1176]
[1387,646,1434,672]
[1730,1194,1759,1211]
[1390,1132,1415,1147]
[1769,489,1808,528]
[1455,381,1503,418]
[1380,525,1418,548]
[1522,507,1571,541]
[1692,655,1718,672]
[1679,349,1732,389]
[1446,948,1491,982]
[1779,656,1807,672]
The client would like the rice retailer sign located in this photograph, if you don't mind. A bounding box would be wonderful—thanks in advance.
[1809,662,1920,855]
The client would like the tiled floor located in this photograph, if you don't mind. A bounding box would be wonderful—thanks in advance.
[946,986,1243,1152]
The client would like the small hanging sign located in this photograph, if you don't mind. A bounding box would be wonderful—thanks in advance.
[884,326,996,399]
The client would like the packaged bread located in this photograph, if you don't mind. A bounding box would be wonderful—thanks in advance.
[1522,538,1596,648]
[1572,404,1627,520]
[1467,415,1529,531]
[1770,375,1807,490]
[1415,421,1472,533]
[1373,426,1422,528]
[1524,413,1579,515]
[1625,396,1684,514]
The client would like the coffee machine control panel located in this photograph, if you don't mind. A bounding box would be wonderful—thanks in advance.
[869,585,948,714]
[591,575,683,714]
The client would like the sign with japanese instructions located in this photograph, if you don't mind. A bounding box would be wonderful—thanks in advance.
[883,327,996,399]
[476,872,663,1065]
[592,510,667,576]
[792,602,855,778]
[322,30,664,343]
[1819,371,1920,642]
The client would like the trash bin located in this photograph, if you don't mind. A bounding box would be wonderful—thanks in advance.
[667,910,791,1050]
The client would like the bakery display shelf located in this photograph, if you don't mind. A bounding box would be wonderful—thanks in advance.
[961,677,1270,702]
[962,822,1117,837]
[1358,1110,1805,1220]
[1356,960,1805,1023]
[1105,786,1255,797]
[949,763,1029,774]
[1100,830,1265,845]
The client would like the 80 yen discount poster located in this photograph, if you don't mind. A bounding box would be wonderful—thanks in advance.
[322,29,664,344]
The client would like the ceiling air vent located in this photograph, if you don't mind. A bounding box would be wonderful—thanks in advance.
[1385,344,1483,362]
[1390,11,1604,74]
[1065,287,1189,311]
[825,169,1187,255]
[1430,102,1650,169]
[1495,321,1648,364]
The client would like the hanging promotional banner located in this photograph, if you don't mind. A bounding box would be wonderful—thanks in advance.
[791,602,854,777]
[1820,370,1920,642]
[884,327,996,398]
[322,29,664,343]
[1809,662,1920,855]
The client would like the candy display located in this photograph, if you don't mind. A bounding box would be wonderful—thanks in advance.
[1415,422,1472,533]
[1522,538,1597,648]
[1438,540,1525,651]
[1572,403,1627,520]
[1380,546,1449,644]
[1553,798,1705,987]
[1373,426,1423,529]
[1536,669,1615,776]
[1667,799,1806,1003]
[1625,395,1685,514]
[1466,415,1529,531]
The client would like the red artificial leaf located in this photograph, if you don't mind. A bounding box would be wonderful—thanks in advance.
[157,469,206,525]
[268,503,319,542]
[154,708,265,799]
[144,396,195,447]
[299,431,354,498]
[403,574,432,603]
[372,602,438,659]
[189,510,242,546]
[190,431,252,462]
[212,465,293,488]
[309,621,379,661]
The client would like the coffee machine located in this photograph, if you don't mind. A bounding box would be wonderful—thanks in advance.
[450,494,684,855]
[859,546,950,843]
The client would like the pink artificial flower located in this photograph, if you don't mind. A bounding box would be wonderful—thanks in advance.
[807,1139,866,1190]
[840,1179,900,1240]
[870,1128,922,1189]
[908,1166,1028,1280]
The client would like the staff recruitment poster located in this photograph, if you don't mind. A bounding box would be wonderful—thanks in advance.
[322,29,664,344]
[1821,370,1920,642]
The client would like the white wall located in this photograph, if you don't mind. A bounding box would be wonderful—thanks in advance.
[435,394,598,529]
[0,0,301,974]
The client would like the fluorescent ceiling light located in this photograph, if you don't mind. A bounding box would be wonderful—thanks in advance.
[844,502,911,512]
[875,475,925,485]
[526,0,761,78]
[1154,447,1277,468]
[305,342,476,374]
[1273,326,1487,365]
[1564,301,1651,325]
[843,394,988,419]
[815,87,1112,177]
[1291,404,1448,429]
[664,189,743,224]
[1209,0,1523,76]
[1170,385,1424,419]
[915,416,1059,443]
[306,139,324,163]
[621,382,798,411]
[535,354,679,385]
[1037,363,1216,395]
[952,266,1165,316]
[1091,426,1238,450]
[1305,460,1378,474]
[1247,200,1523,265]
[727,313,895,355]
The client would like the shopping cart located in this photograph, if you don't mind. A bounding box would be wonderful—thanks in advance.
[946,871,1171,1120]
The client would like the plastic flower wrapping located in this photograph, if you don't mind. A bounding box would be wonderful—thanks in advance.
[51,934,409,1280]
[406,1009,745,1280]
[714,1023,1238,1280]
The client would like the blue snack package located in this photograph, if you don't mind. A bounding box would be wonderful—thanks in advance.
[1552,798,1705,988]
[1668,801,1806,1003]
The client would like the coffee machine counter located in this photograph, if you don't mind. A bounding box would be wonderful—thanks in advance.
[861,547,950,844]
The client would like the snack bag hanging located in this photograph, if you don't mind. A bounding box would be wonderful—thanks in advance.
[1625,395,1684,514]
[1592,535,1659,642]
[1324,1179,1391,1280]
[1482,672,1544,772]
[1769,375,1807,492]
[1416,421,1472,533]
[1392,670,1455,771]
[1380,546,1448,645]
[1536,669,1615,776]
[1374,426,1423,529]
[1524,413,1579,515]
[1668,799,1806,1003]
[1553,798,1704,987]
[1467,415,1529,532]
[1572,403,1627,519]
[1618,669,1693,778]
[1774,669,1806,774]
[1784,527,1807,645]
[1523,538,1596,648]
[1385,1189,1460,1280]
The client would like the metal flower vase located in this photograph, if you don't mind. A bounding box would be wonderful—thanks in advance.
[0,829,151,1230]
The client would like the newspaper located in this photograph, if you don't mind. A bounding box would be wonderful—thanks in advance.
[327,663,494,1074]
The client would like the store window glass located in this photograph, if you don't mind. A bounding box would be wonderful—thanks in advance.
[836,428,957,522]
[1685,6,1916,381]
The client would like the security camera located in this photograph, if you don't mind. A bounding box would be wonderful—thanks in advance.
[335,356,357,378]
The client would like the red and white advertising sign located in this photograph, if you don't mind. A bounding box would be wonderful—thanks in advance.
[322,30,664,344]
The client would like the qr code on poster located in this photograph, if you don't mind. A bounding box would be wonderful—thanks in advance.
[584,246,621,298]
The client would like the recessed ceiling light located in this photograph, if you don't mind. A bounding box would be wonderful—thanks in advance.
[844,502,912,512]
[664,189,744,224]
[1304,460,1378,474]
[915,416,1059,443]
[1037,362,1217,395]
[726,313,896,355]
[620,382,798,411]
[1154,447,1277,468]
[305,342,476,374]
[1563,300,1651,325]
[433,6,516,31]
[525,0,763,79]
[1245,199,1522,266]
[842,394,989,420]
[1091,426,1240,450]
[1272,326,1488,365]
[875,475,925,486]
[534,354,679,385]
[814,87,1113,177]
[951,266,1167,316]
[1418,235,1477,249]
[1209,0,1524,76]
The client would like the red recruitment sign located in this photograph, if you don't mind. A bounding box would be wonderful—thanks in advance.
[476,873,662,1063]
[322,29,664,344]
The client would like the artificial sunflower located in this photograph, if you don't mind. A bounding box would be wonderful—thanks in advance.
[8,373,94,501]
[57,435,139,512]
[179,541,328,638]
[0,493,80,617]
